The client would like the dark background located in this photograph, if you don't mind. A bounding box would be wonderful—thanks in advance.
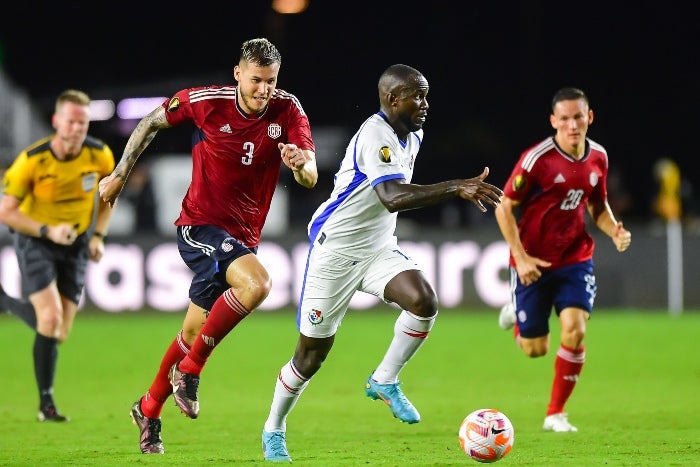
[1,1,696,227]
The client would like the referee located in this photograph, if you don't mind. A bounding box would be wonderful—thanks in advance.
[0,89,115,422]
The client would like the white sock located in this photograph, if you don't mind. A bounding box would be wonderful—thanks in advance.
[264,360,309,432]
[371,310,436,384]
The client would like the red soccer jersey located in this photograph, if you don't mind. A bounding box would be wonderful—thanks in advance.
[502,136,609,269]
[163,86,314,248]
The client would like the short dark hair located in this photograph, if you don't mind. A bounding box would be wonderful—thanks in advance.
[239,38,282,67]
[378,64,426,98]
[551,87,588,111]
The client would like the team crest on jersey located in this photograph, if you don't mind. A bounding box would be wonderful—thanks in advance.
[513,174,526,191]
[167,97,180,112]
[220,240,234,253]
[268,123,282,139]
[589,172,599,187]
[308,309,324,325]
[378,146,392,163]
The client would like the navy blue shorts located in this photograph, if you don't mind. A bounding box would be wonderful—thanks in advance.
[177,225,256,311]
[507,260,596,339]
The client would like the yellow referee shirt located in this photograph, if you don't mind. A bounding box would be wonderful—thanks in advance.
[2,135,115,236]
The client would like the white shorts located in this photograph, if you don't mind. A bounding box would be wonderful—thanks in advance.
[298,241,421,338]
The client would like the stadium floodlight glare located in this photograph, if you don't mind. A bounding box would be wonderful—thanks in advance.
[89,100,116,121]
[116,97,167,120]
[272,0,308,14]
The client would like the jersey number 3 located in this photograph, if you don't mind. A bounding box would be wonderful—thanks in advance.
[242,142,254,165]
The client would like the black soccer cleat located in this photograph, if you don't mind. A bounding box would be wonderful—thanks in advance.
[37,404,70,422]
[130,400,165,454]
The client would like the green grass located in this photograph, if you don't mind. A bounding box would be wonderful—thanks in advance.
[1,308,699,466]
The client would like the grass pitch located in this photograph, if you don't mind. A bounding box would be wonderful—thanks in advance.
[1,307,698,466]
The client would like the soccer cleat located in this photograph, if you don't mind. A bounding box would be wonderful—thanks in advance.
[130,400,165,454]
[262,429,292,462]
[169,363,200,419]
[365,375,420,424]
[543,412,578,432]
[37,404,70,422]
[498,303,516,330]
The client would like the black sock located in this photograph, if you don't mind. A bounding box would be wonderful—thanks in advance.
[0,292,37,330]
[33,333,58,408]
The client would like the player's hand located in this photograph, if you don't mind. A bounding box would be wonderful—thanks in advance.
[88,235,105,262]
[515,255,552,286]
[48,223,79,246]
[279,142,309,172]
[99,173,126,208]
[612,221,631,252]
[457,167,504,212]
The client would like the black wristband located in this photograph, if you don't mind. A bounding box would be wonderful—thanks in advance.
[93,232,106,240]
[39,225,48,239]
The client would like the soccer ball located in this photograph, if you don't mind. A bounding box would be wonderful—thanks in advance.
[458,408,514,463]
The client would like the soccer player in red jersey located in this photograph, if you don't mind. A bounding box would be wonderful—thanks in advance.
[495,87,631,433]
[99,38,317,454]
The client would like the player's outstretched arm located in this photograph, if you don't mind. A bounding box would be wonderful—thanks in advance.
[374,166,503,213]
[456,167,504,212]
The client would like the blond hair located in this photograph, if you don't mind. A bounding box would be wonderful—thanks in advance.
[55,89,90,113]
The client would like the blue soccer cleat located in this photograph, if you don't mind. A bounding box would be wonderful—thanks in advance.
[262,429,292,462]
[365,375,421,424]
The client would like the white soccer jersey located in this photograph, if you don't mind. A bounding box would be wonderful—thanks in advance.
[308,112,423,259]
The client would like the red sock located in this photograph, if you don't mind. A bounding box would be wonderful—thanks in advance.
[547,344,585,416]
[178,289,250,376]
[141,331,190,418]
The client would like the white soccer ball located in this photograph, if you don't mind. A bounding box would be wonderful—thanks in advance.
[458,408,515,463]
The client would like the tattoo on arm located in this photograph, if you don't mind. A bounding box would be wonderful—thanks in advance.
[113,107,170,178]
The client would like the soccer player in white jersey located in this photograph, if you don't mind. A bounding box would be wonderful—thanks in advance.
[260,64,503,462]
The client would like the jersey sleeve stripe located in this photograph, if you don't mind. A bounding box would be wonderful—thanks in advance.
[274,89,307,116]
[521,138,554,172]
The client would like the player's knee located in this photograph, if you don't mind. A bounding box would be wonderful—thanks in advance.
[259,275,273,298]
[36,311,61,334]
[520,339,548,358]
[249,276,272,306]
[293,336,333,377]
[523,347,547,358]
[181,326,200,345]
[407,291,438,318]
[561,328,585,348]
[292,351,324,378]
[56,330,70,344]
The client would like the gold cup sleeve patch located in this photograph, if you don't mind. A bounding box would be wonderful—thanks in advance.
[378,146,392,163]
[167,97,180,112]
[513,174,526,191]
